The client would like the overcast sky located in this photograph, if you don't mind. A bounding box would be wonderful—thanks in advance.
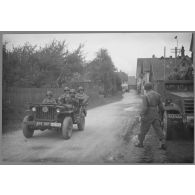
[3,33,192,76]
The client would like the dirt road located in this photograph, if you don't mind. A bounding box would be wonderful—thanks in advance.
[2,90,193,164]
[1,91,139,164]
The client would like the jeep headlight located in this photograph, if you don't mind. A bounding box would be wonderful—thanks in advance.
[56,108,60,113]
[32,107,36,112]
[165,98,172,106]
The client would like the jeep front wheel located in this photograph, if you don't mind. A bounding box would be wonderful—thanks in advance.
[23,116,34,138]
[62,117,73,139]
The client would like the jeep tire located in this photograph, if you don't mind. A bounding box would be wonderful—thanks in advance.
[163,111,172,140]
[62,117,73,139]
[23,116,34,138]
[77,113,85,131]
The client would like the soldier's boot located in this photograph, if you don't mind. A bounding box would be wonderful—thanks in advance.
[159,139,166,150]
[83,109,87,116]
[134,142,144,148]
[134,135,144,148]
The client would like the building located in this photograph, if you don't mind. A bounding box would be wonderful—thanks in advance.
[127,76,136,90]
[136,47,193,94]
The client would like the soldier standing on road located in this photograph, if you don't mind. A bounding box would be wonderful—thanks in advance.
[42,91,57,104]
[58,87,71,104]
[135,82,166,149]
[76,86,89,116]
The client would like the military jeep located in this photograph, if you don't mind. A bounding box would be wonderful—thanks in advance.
[162,80,194,140]
[22,103,85,139]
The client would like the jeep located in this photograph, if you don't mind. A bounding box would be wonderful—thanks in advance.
[162,80,194,140]
[22,102,85,140]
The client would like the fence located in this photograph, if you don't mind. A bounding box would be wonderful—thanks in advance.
[2,86,103,123]
[4,85,99,104]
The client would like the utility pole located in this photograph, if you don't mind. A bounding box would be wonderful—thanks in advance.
[164,51,166,80]
[171,36,180,58]
[176,36,178,50]
[164,46,166,58]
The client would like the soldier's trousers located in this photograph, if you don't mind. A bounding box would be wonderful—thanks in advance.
[138,118,165,144]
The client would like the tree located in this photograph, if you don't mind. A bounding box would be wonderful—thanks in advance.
[117,71,128,83]
[87,48,120,96]
[3,41,86,88]
[3,42,38,87]
[3,41,125,94]
[56,44,85,87]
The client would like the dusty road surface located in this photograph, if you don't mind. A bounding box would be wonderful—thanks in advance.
[2,91,140,164]
[2,90,194,164]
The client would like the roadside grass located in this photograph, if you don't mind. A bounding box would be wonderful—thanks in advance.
[2,120,22,135]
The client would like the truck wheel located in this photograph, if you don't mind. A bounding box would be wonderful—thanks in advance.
[23,116,34,138]
[163,111,172,140]
[78,114,85,131]
[62,117,73,139]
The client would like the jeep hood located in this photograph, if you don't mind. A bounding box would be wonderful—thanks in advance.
[169,91,194,98]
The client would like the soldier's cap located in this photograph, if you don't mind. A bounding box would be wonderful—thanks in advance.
[64,87,70,91]
[144,82,153,91]
[78,86,84,91]
[46,90,53,96]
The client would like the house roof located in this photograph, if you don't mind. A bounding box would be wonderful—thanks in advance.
[152,58,182,80]
[128,76,136,85]
[137,57,186,81]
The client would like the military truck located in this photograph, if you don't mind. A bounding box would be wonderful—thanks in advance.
[22,102,85,140]
[162,80,194,140]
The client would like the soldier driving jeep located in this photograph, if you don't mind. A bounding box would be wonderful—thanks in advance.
[58,87,71,105]
[42,91,57,104]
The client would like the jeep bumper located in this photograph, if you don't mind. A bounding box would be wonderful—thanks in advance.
[24,121,61,128]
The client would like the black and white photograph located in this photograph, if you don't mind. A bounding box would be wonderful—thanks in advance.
[1,32,194,164]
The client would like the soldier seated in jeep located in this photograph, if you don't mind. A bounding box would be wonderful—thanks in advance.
[58,87,71,105]
[42,91,57,104]
[75,86,89,116]
[69,89,78,103]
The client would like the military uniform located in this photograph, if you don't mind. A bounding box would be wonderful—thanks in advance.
[75,93,89,105]
[58,93,71,104]
[69,89,79,108]
[138,89,165,146]
[75,88,89,116]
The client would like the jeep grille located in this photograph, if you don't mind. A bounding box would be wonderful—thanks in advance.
[35,106,56,121]
[184,99,194,114]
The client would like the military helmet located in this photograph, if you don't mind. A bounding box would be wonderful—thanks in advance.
[64,87,70,92]
[144,82,153,91]
[46,90,53,97]
[78,86,84,91]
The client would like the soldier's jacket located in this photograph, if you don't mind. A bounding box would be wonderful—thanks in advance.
[140,90,164,120]
[69,97,79,106]
[58,93,72,104]
[75,93,89,105]
[42,97,57,104]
